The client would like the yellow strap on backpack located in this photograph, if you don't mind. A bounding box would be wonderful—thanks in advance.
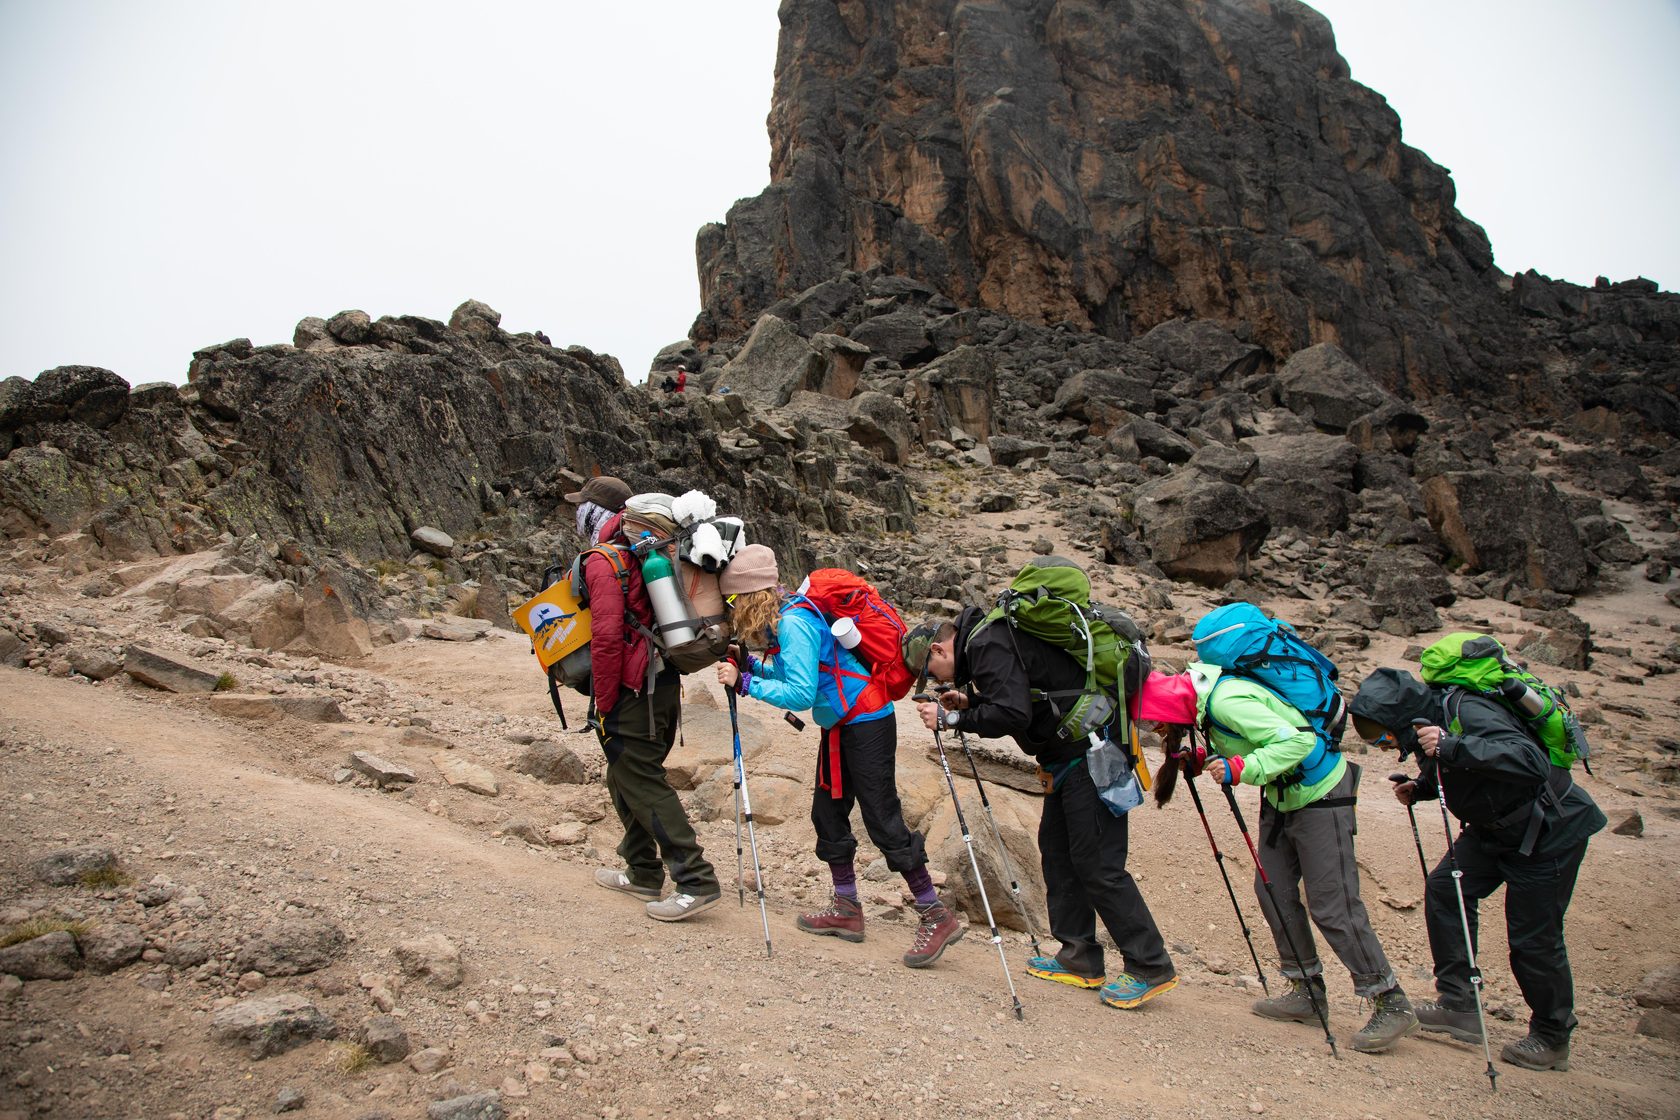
[1130,721,1152,793]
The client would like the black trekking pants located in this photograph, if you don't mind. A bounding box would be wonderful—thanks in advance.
[1040,761,1174,982]
[599,670,718,896]
[810,715,928,873]
[1426,828,1588,1045]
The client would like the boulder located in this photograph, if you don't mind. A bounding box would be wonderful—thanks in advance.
[1275,344,1395,431]
[29,365,132,429]
[411,526,456,558]
[1137,319,1264,384]
[31,845,119,886]
[234,916,347,977]
[0,931,82,980]
[909,346,995,444]
[513,741,589,785]
[80,923,147,974]
[1362,549,1455,635]
[428,1093,506,1120]
[921,791,1045,932]
[1516,629,1591,671]
[1187,443,1258,485]
[350,750,417,786]
[716,315,823,408]
[1423,471,1590,593]
[987,435,1052,468]
[211,992,339,1059]
[1242,431,1359,490]
[846,391,913,465]
[1053,370,1156,434]
[326,309,373,344]
[849,311,932,364]
[1132,472,1269,587]
[360,1014,412,1063]
[1633,964,1680,1011]
[124,645,223,693]
[1247,477,1350,537]
[434,752,499,796]
[394,933,463,990]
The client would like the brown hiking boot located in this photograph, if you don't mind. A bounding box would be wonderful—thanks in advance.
[1252,976,1327,1023]
[902,902,964,968]
[1501,1034,1570,1071]
[797,894,865,942]
[1352,987,1418,1053]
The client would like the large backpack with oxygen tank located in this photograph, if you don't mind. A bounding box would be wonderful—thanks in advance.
[1419,633,1591,772]
[512,489,743,700]
[1191,602,1348,790]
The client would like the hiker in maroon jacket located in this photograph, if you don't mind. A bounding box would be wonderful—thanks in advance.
[568,476,720,922]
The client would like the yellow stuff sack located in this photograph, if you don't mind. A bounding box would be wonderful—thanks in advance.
[515,578,591,671]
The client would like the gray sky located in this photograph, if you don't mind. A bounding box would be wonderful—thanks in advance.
[2,1,1676,389]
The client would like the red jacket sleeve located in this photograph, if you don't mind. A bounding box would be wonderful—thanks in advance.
[583,551,626,716]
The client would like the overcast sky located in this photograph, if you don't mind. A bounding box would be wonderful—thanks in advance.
[2,1,1676,389]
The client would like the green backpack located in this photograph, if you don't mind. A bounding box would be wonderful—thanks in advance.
[1419,633,1591,772]
[965,558,1150,743]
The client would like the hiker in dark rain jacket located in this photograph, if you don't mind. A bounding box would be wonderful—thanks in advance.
[1350,668,1606,1073]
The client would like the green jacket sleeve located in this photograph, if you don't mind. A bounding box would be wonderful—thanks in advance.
[1208,688,1317,787]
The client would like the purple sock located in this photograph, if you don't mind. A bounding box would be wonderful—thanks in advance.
[903,865,938,907]
[829,861,859,900]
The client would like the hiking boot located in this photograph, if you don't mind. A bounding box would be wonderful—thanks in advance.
[645,891,722,922]
[797,894,865,942]
[594,867,660,901]
[1501,1034,1570,1071]
[902,902,964,968]
[1352,987,1418,1053]
[1415,999,1483,1044]
[1100,971,1179,1010]
[1252,976,1328,1023]
[1025,956,1104,990]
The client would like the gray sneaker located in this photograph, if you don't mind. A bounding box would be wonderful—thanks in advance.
[1415,999,1483,1043]
[594,867,660,901]
[646,891,723,922]
[1352,987,1418,1053]
[1252,977,1328,1023]
[1501,1034,1570,1072]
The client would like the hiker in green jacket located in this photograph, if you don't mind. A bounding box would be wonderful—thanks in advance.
[1140,663,1418,1053]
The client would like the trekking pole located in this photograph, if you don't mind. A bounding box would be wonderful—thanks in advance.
[1213,739,1337,1057]
[952,723,1044,959]
[727,689,772,958]
[1181,766,1269,995]
[923,696,1024,1021]
[1389,773,1430,883]
[1425,751,1498,1092]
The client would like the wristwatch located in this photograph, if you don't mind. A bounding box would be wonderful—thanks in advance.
[943,710,961,729]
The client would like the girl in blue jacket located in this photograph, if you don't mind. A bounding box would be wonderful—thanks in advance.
[715,546,961,969]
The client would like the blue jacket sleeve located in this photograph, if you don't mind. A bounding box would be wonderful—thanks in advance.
[745,610,821,714]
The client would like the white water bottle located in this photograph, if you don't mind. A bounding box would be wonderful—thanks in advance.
[831,616,862,650]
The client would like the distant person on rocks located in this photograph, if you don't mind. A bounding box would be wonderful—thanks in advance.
[715,547,964,968]
[660,374,677,393]
[675,369,688,393]
[534,330,552,346]
[567,474,721,923]
[910,613,1179,1010]
[1349,667,1606,1072]
[1137,664,1418,1052]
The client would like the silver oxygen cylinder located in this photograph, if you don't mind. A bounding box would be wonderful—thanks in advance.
[639,535,698,647]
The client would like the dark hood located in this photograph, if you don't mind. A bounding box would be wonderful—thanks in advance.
[1350,667,1439,761]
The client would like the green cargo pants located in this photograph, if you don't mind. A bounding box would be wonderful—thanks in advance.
[598,669,719,896]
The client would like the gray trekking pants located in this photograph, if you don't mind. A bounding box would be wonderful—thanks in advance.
[1251,764,1399,997]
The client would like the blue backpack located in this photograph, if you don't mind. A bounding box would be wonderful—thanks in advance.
[1191,603,1348,789]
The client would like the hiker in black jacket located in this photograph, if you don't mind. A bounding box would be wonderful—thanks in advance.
[908,608,1177,1010]
[1349,668,1607,1072]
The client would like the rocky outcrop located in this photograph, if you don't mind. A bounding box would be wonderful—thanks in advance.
[693,0,1522,397]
